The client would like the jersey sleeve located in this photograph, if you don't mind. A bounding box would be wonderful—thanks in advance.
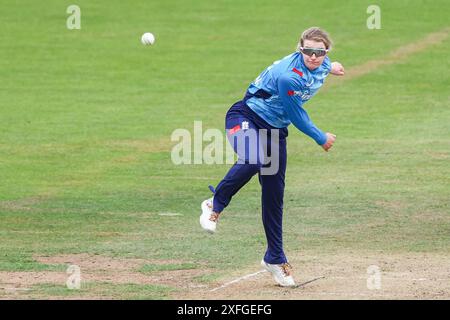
[277,73,327,145]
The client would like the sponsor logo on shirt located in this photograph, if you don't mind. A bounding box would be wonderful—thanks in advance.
[287,90,311,100]
[288,90,301,96]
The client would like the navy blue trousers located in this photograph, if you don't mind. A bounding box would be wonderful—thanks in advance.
[213,99,289,264]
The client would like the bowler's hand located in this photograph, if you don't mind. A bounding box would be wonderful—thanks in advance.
[322,133,336,152]
[331,62,345,76]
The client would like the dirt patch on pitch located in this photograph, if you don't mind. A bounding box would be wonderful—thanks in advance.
[325,27,449,88]
[1,253,448,299]
[0,254,208,299]
[177,252,450,300]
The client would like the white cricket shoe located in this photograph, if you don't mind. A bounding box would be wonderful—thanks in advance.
[261,259,296,287]
[200,198,219,233]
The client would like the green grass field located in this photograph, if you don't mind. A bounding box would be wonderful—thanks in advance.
[0,0,449,299]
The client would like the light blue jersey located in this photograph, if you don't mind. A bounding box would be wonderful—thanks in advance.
[245,52,331,145]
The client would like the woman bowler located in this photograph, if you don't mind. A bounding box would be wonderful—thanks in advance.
[200,27,345,286]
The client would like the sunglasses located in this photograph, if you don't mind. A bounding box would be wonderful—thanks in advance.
[300,47,329,57]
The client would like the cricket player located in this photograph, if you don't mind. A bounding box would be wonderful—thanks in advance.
[200,27,345,287]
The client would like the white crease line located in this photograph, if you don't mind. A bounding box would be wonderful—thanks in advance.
[210,270,268,292]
